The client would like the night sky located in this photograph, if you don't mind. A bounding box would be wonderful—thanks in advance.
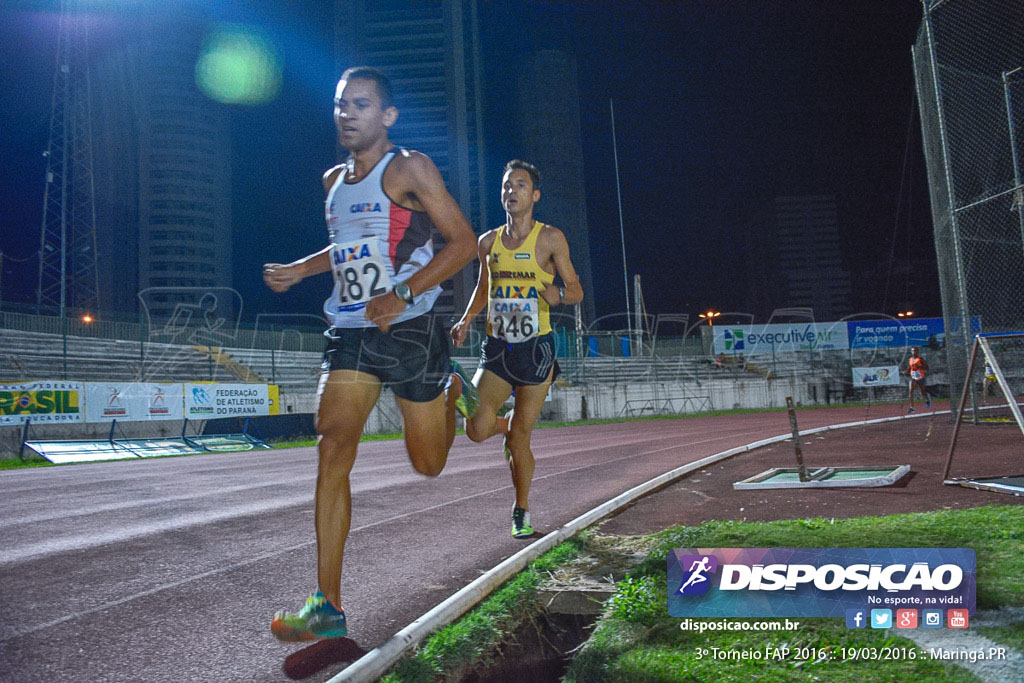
[0,0,939,328]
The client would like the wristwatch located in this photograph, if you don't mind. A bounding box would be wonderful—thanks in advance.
[393,282,414,304]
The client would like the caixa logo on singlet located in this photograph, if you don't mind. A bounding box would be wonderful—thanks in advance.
[350,202,382,213]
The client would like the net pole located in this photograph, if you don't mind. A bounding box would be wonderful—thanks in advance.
[610,99,631,352]
[922,1,973,402]
[1002,67,1024,261]
[786,396,808,482]
[943,336,980,480]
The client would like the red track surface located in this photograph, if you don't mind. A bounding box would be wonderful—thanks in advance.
[1,403,1020,682]
[602,408,1023,534]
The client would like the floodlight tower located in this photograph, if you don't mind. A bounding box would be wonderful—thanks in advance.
[37,0,100,320]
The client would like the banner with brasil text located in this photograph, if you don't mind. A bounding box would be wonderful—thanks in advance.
[1,381,278,425]
[0,381,83,425]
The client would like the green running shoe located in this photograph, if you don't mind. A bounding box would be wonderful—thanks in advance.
[512,506,535,539]
[451,360,479,418]
[270,590,347,641]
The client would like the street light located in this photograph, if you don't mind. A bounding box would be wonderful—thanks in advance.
[699,310,722,326]
[81,313,93,323]
[897,311,914,318]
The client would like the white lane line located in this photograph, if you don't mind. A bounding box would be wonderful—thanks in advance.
[0,476,313,528]
[0,428,745,641]
[0,482,510,642]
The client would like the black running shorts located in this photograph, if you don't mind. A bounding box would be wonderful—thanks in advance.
[481,333,560,387]
[322,313,450,402]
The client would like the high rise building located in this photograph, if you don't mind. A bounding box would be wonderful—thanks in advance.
[334,0,487,318]
[771,194,852,321]
[514,49,595,324]
[91,18,232,322]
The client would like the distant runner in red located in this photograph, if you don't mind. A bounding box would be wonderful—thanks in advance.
[905,346,931,413]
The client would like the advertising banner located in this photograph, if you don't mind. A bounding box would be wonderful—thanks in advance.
[184,383,279,419]
[84,383,184,422]
[847,318,944,349]
[851,366,901,387]
[0,381,84,425]
[668,547,975,618]
[713,323,850,356]
[847,317,981,349]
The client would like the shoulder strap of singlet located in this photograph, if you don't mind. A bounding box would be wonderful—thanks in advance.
[340,148,397,185]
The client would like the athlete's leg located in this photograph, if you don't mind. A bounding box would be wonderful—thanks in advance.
[464,368,513,443]
[315,369,381,610]
[396,370,470,476]
[505,372,554,510]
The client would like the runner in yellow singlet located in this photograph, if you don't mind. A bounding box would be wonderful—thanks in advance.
[452,159,584,538]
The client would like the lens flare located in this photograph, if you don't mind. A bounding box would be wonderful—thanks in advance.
[196,25,281,105]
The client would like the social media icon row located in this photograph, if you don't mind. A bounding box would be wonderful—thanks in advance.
[846,608,969,629]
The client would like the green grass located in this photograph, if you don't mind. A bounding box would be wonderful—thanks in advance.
[566,505,1022,683]
[376,505,1020,682]
[630,506,1024,608]
[976,623,1024,653]
[566,618,979,683]
[381,539,583,682]
[268,431,407,449]
[0,457,55,470]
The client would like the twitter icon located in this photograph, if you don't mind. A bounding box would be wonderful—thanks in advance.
[870,609,892,629]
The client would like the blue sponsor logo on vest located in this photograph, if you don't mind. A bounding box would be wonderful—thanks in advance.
[333,243,372,263]
[491,285,539,299]
[350,202,382,213]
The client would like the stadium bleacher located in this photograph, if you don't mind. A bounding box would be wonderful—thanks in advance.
[0,328,225,384]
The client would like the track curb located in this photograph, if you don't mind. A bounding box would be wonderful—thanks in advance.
[329,408,949,682]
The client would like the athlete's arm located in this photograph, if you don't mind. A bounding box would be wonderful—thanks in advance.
[263,246,332,293]
[262,166,344,293]
[366,151,476,331]
[539,227,583,306]
[452,232,496,347]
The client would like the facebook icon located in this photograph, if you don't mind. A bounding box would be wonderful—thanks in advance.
[845,609,867,629]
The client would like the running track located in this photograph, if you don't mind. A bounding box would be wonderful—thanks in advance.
[0,404,917,682]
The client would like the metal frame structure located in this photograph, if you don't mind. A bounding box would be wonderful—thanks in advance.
[942,332,1024,487]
